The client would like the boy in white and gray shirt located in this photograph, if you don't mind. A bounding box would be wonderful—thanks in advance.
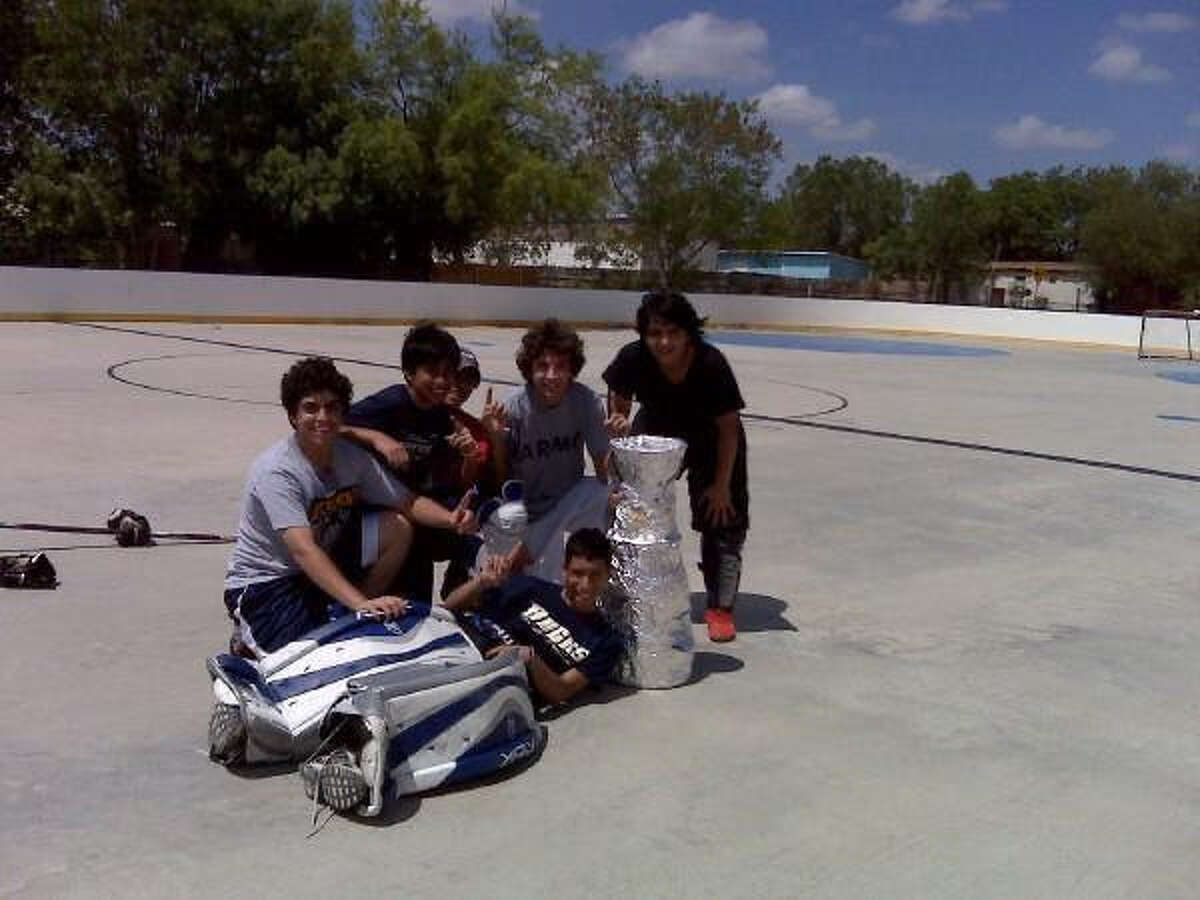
[223,357,474,657]
[500,319,616,582]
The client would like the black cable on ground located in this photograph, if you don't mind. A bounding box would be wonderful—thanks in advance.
[0,522,233,543]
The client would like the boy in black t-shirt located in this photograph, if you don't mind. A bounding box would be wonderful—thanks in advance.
[441,528,622,704]
[602,291,749,643]
[342,324,478,601]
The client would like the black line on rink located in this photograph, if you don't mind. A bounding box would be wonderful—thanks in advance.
[73,322,1200,484]
[107,354,278,405]
[746,413,1200,485]
[70,320,526,384]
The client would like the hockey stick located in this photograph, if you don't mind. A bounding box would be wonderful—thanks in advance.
[0,521,232,543]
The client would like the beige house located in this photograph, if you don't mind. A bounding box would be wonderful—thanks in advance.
[981,261,1095,312]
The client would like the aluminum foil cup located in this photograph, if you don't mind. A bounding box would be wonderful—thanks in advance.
[606,434,694,688]
[608,540,694,688]
[609,435,686,543]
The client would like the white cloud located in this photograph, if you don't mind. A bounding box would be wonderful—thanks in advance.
[1186,111,1200,128]
[1164,143,1197,161]
[619,13,769,82]
[1088,43,1171,82]
[862,151,946,185]
[891,0,1006,24]
[1117,11,1196,32]
[755,84,875,141]
[813,119,877,141]
[993,115,1114,150]
[419,0,538,25]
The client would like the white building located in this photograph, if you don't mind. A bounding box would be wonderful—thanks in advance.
[981,261,1095,312]
[455,219,719,272]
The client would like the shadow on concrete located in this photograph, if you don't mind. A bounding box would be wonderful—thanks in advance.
[348,795,422,827]
[688,650,744,685]
[689,592,796,633]
[537,682,637,722]
[226,760,296,780]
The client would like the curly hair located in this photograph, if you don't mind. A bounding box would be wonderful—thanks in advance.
[280,356,353,417]
[515,318,586,382]
[636,291,706,342]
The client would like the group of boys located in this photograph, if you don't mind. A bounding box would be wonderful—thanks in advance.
[221,291,751,706]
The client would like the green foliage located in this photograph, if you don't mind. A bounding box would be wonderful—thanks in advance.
[912,172,987,301]
[862,172,987,300]
[582,77,781,288]
[2,0,1196,304]
[981,171,1058,261]
[1,140,124,264]
[0,0,35,183]
[757,155,914,258]
[1080,162,1200,311]
[865,163,1198,308]
[863,226,921,281]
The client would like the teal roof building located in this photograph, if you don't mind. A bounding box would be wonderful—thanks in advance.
[716,250,869,281]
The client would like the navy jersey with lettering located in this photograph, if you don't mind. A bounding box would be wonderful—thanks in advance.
[472,575,622,686]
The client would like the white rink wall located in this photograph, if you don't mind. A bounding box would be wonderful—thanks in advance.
[0,265,1176,350]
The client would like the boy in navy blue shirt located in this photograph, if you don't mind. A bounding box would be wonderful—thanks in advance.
[343,323,479,600]
[441,528,621,704]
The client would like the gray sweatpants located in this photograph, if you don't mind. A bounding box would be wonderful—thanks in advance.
[522,477,611,583]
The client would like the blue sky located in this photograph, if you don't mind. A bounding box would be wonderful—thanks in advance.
[418,0,1199,186]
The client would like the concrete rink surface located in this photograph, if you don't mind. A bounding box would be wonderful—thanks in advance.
[4,320,1200,898]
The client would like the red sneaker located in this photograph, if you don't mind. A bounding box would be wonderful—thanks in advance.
[705,608,736,642]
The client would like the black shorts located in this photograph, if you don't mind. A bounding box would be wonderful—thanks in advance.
[686,447,749,534]
[222,512,377,655]
[223,574,330,655]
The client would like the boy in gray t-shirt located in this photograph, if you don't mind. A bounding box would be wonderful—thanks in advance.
[223,357,475,657]
[498,320,616,582]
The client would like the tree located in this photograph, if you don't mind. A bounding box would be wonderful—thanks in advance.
[981,171,1058,262]
[914,172,987,301]
[0,0,38,260]
[429,12,606,267]
[1040,166,1092,259]
[247,3,605,277]
[9,0,366,270]
[0,0,35,183]
[759,155,914,258]
[863,225,922,281]
[582,77,781,288]
[1080,161,1200,311]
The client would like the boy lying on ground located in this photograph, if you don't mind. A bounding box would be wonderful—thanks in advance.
[441,527,622,705]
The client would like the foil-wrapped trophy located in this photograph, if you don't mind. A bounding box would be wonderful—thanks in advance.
[606,435,694,688]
